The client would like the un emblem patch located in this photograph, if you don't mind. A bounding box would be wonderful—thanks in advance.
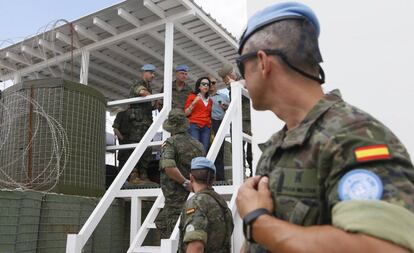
[338,169,383,201]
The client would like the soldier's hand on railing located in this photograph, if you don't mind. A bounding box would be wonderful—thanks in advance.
[139,89,151,97]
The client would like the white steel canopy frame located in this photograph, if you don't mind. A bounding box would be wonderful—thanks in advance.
[0,0,250,252]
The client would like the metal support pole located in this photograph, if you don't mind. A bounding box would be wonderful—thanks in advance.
[13,73,21,84]
[230,81,244,253]
[80,50,90,84]
[231,82,244,186]
[130,197,142,244]
[162,22,174,141]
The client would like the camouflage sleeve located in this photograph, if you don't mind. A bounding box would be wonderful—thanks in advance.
[159,140,176,169]
[321,121,414,250]
[133,85,148,96]
[182,195,208,245]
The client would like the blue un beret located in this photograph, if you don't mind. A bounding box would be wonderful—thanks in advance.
[141,64,156,71]
[239,2,320,54]
[191,157,216,173]
[175,65,189,72]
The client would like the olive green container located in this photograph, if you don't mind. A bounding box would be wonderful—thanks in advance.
[0,78,106,196]
[0,189,44,253]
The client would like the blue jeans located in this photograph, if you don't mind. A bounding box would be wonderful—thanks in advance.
[188,123,211,153]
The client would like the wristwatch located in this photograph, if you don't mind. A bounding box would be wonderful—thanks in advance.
[182,179,190,188]
[243,208,271,243]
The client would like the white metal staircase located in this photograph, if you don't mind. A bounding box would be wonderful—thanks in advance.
[126,82,249,253]
[66,81,250,253]
[63,4,251,251]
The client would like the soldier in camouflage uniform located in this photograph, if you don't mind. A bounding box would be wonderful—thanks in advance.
[155,109,205,239]
[127,64,156,183]
[178,157,233,253]
[112,109,132,170]
[218,63,253,171]
[236,2,414,253]
[159,65,193,111]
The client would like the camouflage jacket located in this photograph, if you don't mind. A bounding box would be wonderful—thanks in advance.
[159,132,205,206]
[128,79,153,125]
[112,110,131,144]
[249,90,414,252]
[160,80,193,110]
[178,187,234,253]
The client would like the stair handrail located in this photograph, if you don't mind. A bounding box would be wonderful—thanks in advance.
[159,81,247,252]
[66,98,168,252]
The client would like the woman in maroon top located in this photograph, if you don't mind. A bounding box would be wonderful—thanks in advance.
[184,77,213,152]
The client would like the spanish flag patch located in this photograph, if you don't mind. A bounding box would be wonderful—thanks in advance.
[186,208,196,215]
[354,144,390,162]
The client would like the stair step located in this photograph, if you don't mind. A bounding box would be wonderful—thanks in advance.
[146,223,157,229]
[133,246,161,253]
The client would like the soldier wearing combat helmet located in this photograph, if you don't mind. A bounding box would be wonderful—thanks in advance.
[236,2,414,252]
[155,109,205,239]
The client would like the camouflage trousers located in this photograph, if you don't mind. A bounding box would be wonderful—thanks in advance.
[155,202,185,239]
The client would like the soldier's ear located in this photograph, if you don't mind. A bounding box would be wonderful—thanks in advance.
[189,173,194,183]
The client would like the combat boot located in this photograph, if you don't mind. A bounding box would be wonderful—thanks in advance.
[128,169,146,186]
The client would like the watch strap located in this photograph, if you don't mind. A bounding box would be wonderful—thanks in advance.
[243,208,270,243]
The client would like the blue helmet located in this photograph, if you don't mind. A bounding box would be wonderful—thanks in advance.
[141,64,156,71]
[239,2,320,54]
[175,65,190,72]
[191,157,216,174]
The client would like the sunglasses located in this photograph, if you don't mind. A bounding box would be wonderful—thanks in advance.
[200,82,210,87]
[236,49,286,79]
[236,49,325,83]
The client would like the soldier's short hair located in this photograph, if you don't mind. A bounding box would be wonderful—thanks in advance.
[191,168,215,185]
[243,19,322,74]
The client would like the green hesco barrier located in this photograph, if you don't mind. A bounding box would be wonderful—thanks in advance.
[0,78,106,197]
[37,193,128,253]
[37,193,95,253]
[93,198,128,253]
[0,189,44,253]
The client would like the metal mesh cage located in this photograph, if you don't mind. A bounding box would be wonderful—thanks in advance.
[0,189,43,253]
[0,78,106,196]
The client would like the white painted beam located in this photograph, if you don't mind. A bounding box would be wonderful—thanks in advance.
[73,23,161,85]
[143,0,166,19]
[116,10,209,79]
[5,52,31,65]
[56,31,82,48]
[38,39,64,54]
[39,37,136,86]
[93,51,139,77]
[80,50,90,84]
[0,10,194,81]
[21,45,47,60]
[117,8,142,27]
[93,17,118,35]
[147,31,219,79]
[178,0,238,50]
[74,24,100,42]
[163,22,174,113]
[175,23,228,64]
[0,59,17,71]
[88,62,131,85]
